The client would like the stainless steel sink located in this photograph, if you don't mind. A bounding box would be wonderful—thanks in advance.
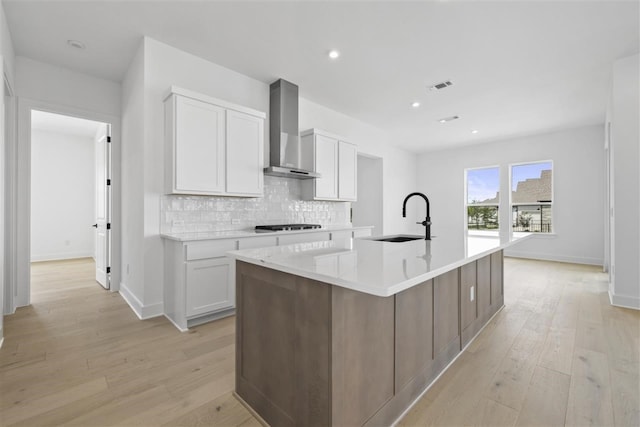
[371,235,425,243]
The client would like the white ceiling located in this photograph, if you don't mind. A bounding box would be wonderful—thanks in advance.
[31,110,104,139]
[5,0,639,153]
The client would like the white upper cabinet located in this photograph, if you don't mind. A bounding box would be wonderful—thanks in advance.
[338,140,357,201]
[314,134,339,199]
[301,129,358,202]
[167,95,225,194]
[226,110,264,196]
[165,87,266,197]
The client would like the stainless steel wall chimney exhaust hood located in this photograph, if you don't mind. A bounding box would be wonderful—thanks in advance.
[264,79,320,179]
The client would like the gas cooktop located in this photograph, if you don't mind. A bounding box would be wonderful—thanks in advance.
[255,224,322,232]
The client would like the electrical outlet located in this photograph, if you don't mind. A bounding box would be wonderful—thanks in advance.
[470,286,475,302]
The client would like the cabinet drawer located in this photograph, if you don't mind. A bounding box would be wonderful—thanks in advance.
[353,228,372,238]
[186,239,237,261]
[238,236,278,250]
[331,230,352,241]
[278,232,331,246]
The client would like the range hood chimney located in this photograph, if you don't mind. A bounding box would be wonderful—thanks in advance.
[264,79,319,179]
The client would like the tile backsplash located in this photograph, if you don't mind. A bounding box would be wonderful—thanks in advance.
[161,176,351,233]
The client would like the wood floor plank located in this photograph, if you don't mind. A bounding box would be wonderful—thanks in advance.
[468,398,519,427]
[538,326,576,375]
[575,320,608,354]
[609,367,640,427]
[566,347,615,426]
[486,325,547,411]
[515,366,571,427]
[1,376,109,426]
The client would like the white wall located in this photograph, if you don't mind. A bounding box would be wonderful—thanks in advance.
[15,57,120,117]
[120,41,146,313]
[0,0,15,346]
[352,155,383,235]
[299,98,420,236]
[30,129,95,261]
[118,37,418,317]
[609,54,639,309]
[417,125,605,265]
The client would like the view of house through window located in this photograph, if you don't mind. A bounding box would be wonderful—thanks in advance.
[511,161,553,233]
[466,167,499,233]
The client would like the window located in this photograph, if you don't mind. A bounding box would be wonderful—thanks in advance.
[511,161,553,233]
[466,167,500,234]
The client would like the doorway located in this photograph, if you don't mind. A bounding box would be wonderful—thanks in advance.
[29,110,111,295]
[352,154,383,235]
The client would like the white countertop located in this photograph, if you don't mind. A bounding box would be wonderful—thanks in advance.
[227,233,532,297]
[160,225,374,242]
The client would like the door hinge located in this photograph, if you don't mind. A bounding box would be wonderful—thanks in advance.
[107,136,111,143]
[107,267,111,274]
[106,179,111,186]
[107,223,111,230]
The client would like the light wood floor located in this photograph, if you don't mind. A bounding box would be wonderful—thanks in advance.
[0,258,638,426]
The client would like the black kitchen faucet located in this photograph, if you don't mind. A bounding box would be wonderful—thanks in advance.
[402,192,431,240]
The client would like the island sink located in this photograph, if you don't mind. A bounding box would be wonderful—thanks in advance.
[373,235,424,243]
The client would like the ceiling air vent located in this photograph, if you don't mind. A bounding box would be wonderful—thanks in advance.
[429,80,453,91]
[437,115,460,123]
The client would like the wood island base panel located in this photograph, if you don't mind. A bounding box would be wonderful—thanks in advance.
[234,251,504,427]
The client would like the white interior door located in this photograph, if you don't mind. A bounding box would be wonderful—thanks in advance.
[95,124,111,289]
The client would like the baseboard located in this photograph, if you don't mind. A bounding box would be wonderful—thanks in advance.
[504,249,602,266]
[608,289,640,310]
[30,252,95,262]
[119,282,164,320]
[164,314,189,332]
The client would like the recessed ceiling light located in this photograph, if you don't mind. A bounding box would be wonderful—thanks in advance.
[471,129,479,134]
[328,50,340,59]
[67,39,85,49]
[437,115,460,123]
[411,101,421,108]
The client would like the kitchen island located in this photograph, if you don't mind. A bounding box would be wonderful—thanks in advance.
[227,233,529,427]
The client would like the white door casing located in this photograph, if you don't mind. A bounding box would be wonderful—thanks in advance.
[12,98,121,308]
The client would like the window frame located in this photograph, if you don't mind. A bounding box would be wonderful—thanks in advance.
[464,165,501,235]
[509,159,554,235]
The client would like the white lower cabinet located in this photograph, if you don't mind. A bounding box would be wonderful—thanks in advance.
[185,257,235,317]
[164,228,372,331]
[164,238,238,331]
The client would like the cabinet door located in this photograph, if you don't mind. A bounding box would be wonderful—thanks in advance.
[314,134,338,199]
[226,110,264,196]
[490,251,504,309]
[338,141,357,201]
[433,269,460,356]
[186,257,235,317]
[460,261,477,331]
[174,96,225,194]
[476,255,492,320]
